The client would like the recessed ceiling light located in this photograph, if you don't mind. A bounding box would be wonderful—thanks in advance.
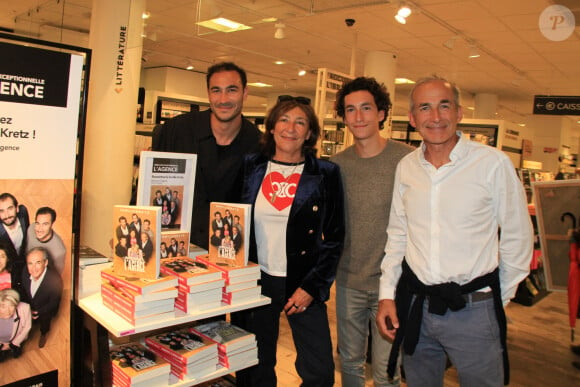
[142,11,151,19]
[275,61,285,65]
[248,82,272,87]
[395,78,415,85]
[197,17,252,33]
[298,69,307,76]
[468,45,480,59]
[518,123,526,127]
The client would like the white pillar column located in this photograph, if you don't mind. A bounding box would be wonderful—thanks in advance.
[81,0,145,255]
[474,93,498,119]
[364,51,397,136]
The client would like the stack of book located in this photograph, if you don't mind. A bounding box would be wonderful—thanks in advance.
[145,328,219,381]
[110,342,170,387]
[196,255,262,305]
[100,268,178,325]
[160,256,225,313]
[190,320,258,370]
[78,245,112,298]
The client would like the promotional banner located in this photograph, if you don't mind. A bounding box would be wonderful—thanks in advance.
[0,39,86,386]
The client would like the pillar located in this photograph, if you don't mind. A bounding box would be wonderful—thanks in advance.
[364,51,397,136]
[474,93,498,119]
[81,0,145,255]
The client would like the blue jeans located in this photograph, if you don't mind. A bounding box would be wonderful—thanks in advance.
[403,297,503,387]
[336,285,400,387]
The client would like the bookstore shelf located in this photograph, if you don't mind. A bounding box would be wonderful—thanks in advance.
[79,293,270,338]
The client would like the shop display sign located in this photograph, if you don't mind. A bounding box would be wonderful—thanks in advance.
[0,39,86,385]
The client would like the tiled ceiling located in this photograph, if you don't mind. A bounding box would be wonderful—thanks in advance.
[1,0,579,132]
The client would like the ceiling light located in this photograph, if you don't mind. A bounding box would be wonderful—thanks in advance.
[274,60,285,65]
[298,69,307,76]
[274,23,286,39]
[248,82,272,87]
[395,77,415,85]
[398,6,412,18]
[185,59,194,70]
[395,4,412,24]
[468,45,480,58]
[142,11,151,20]
[197,17,252,33]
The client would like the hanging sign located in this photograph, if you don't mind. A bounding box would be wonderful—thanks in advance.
[533,95,580,116]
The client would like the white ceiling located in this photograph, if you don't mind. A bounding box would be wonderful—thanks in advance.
[1,0,580,133]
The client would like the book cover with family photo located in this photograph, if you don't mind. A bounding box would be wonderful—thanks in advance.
[112,205,161,280]
[136,151,197,231]
[160,230,190,259]
[208,202,251,267]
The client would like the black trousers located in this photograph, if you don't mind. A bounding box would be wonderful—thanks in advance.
[235,271,334,387]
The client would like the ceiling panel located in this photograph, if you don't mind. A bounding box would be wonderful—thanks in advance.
[0,0,577,133]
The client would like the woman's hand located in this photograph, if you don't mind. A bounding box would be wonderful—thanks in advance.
[284,287,313,315]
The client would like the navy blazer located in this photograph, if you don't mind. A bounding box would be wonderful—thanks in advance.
[241,153,345,303]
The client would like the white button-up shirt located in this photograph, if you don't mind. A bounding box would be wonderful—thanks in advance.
[379,133,533,305]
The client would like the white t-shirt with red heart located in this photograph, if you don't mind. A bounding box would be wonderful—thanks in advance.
[254,160,304,276]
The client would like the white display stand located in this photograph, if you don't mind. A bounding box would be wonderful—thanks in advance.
[77,247,270,386]
[79,293,270,338]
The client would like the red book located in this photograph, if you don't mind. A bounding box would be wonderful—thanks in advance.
[101,268,178,295]
[177,278,224,294]
[160,256,222,286]
[221,286,262,305]
[109,342,170,385]
[101,282,175,313]
[144,328,218,367]
[190,320,256,355]
[195,255,260,285]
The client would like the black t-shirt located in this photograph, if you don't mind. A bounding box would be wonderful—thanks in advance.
[153,109,261,249]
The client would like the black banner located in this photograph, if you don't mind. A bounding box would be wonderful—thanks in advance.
[533,95,580,116]
[0,41,70,107]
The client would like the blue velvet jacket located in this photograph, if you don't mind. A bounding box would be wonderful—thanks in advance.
[241,153,345,302]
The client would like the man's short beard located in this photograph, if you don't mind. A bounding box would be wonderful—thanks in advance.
[1,217,16,227]
[213,112,239,123]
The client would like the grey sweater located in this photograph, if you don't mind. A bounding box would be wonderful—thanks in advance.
[331,140,413,291]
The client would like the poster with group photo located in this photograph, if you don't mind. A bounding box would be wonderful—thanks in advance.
[0,39,86,386]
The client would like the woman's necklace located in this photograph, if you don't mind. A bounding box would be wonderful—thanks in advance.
[268,161,300,204]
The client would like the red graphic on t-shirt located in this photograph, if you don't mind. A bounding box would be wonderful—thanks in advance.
[262,171,300,211]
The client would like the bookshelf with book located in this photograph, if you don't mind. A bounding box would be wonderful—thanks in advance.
[78,196,268,386]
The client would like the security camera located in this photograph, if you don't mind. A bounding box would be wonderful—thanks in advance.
[345,18,355,27]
